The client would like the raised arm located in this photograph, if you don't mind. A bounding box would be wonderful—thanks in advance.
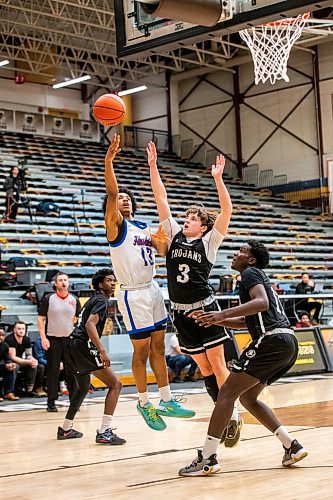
[147,141,171,222]
[104,133,123,242]
[211,154,232,236]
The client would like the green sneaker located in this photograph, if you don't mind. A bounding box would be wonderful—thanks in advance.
[156,398,195,419]
[137,402,167,431]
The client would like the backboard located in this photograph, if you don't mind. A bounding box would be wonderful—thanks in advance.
[115,0,332,58]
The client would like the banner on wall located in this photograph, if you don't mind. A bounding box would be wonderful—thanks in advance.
[319,328,333,370]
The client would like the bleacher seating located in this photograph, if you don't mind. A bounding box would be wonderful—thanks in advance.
[1,130,333,294]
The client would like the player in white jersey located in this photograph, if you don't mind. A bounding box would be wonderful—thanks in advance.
[103,134,195,431]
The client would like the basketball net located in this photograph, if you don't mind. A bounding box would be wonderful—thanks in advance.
[239,13,310,85]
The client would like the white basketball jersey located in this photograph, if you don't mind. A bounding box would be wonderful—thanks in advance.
[109,219,155,286]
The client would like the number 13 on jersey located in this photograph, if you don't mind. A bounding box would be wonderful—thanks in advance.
[141,246,154,266]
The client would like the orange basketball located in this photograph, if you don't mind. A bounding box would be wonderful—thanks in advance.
[93,94,126,126]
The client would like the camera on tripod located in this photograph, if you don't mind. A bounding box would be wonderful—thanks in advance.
[17,157,29,191]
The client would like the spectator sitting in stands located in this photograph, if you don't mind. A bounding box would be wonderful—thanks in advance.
[295,273,322,324]
[0,328,18,401]
[295,313,312,329]
[166,333,198,383]
[6,321,47,397]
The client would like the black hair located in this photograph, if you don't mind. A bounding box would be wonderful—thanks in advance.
[91,268,114,291]
[102,187,137,216]
[248,240,270,269]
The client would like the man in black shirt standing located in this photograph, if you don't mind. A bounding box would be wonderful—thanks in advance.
[2,166,24,222]
[56,269,126,446]
[179,241,307,476]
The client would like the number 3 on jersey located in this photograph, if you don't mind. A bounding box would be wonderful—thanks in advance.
[141,246,154,267]
[177,263,190,283]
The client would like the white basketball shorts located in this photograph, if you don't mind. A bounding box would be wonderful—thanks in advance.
[117,280,168,338]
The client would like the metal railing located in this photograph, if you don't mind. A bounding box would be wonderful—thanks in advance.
[123,126,169,152]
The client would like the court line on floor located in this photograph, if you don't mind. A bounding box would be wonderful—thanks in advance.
[0,425,327,480]
[126,465,333,489]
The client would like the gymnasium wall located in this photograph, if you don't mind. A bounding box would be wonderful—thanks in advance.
[0,75,89,118]
[176,41,333,183]
[132,74,168,132]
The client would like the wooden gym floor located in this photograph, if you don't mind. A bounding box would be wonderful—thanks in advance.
[0,375,332,500]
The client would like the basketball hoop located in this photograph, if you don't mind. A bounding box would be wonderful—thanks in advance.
[239,12,311,85]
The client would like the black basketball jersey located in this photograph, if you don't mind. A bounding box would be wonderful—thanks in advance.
[166,231,214,304]
[72,292,109,341]
[239,267,290,340]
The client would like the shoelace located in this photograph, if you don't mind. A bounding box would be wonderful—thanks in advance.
[146,405,159,421]
[172,394,187,405]
[184,456,200,470]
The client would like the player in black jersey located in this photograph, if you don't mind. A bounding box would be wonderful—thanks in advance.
[179,241,307,476]
[57,269,126,446]
[147,141,242,447]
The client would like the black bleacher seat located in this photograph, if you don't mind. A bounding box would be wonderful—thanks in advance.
[35,282,54,306]
[0,314,20,332]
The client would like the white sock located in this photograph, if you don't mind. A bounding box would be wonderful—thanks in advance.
[274,426,293,448]
[159,385,172,403]
[100,414,113,433]
[62,418,73,431]
[138,391,150,407]
[231,402,239,421]
[202,434,220,459]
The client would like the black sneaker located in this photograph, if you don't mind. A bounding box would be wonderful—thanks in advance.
[225,416,243,448]
[178,449,220,477]
[57,426,83,440]
[95,428,126,445]
[282,439,308,467]
[47,404,58,413]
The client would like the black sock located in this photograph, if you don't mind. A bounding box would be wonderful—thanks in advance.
[204,374,219,403]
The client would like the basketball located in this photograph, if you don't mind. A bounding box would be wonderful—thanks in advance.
[93,94,126,126]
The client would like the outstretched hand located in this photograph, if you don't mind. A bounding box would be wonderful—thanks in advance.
[106,133,121,162]
[146,141,158,168]
[151,226,169,244]
[188,309,227,327]
[211,154,225,179]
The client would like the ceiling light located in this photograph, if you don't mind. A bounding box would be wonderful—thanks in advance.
[53,75,91,89]
[118,85,148,96]
[0,60,10,67]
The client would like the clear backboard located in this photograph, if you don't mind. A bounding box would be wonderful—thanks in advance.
[115,0,332,58]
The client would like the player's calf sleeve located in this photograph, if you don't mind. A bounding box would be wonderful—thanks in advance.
[204,374,219,403]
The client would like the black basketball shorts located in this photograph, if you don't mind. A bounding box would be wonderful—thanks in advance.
[68,337,104,376]
[232,332,298,385]
[173,300,231,356]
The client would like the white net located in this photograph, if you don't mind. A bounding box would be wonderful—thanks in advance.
[239,13,310,85]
